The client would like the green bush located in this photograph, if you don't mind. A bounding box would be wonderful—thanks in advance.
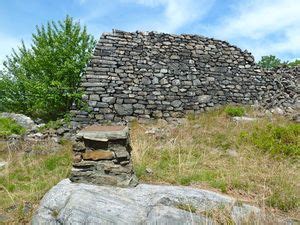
[0,117,26,137]
[225,106,245,117]
[0,15,95,121]
[258,55,300,69]
[258,55,282,69]
[242,124,300,157]
[287,59,300,67]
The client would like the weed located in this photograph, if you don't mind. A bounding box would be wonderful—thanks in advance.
[134,164,147,178]
[38,119,68,132]
[0,117,26,138]
[187,113,196,121]
[51,209,59,218]
[225,106,245,117]
[176,203,197,213]
[201,204,235,224]
[213,133,232,150]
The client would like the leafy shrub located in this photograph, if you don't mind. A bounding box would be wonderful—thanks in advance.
[0,117,26,137]
[0,15,95,121]
[241,124,300,157]
[287,59,300,67]
[225,106,245,117]
[258,55,300,69]
[258,55,282,69]
[38,119,65,132]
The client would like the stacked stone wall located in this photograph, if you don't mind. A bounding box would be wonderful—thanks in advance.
[73,30,299,123]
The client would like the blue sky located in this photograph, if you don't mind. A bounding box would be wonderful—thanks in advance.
[0,0,299,64]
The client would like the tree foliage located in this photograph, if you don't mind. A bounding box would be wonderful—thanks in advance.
[258,55,282,69]
[258,55,300,69]
[0,15,95,120]
[287,59,300,67]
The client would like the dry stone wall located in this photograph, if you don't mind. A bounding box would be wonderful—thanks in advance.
[72,30,299,123]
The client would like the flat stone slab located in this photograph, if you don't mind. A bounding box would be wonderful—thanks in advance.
[82,150,115,160]
[77,125,129,141]
[232,116,257,122]
[32,179,262,225]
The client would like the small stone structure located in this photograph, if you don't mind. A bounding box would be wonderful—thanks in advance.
[70,125,138,187]
[72,30,299,124]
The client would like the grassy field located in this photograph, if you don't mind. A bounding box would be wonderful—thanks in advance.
[0,106,299,223]
[0,140,72,223]
[131,107,300,220]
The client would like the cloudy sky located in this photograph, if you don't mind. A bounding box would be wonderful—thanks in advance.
[0,0,299,64]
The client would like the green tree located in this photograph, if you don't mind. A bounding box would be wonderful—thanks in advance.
[0,15,95,120]
[258,55,282,69]
[288,59,300,67]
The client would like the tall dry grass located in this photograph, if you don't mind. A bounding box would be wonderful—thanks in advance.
[131,108,300,220]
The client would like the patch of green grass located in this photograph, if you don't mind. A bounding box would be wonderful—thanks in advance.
[0,140,73,223]
[225,106,245,117]
[44,154,71,171]
[178,171,228,193]
[0,117,26,138]
[178,170,217,186]
[134,164,147,178]
[213,133,232,150]
[266,178,300,212]
[156,150,175,170]
[38,119,65,132]
[242,124,300,157]
[186,113,196,121]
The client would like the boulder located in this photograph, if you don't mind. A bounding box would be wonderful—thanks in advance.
[32,179,261,225]
[0,112,36,130]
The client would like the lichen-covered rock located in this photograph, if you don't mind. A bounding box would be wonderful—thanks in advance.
[32,179,262,225]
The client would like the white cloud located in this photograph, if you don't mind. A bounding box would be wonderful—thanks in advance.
[212,0,300,60]
[128,0,215,33]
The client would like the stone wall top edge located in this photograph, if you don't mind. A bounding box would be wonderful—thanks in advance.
[99,29,250,54]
